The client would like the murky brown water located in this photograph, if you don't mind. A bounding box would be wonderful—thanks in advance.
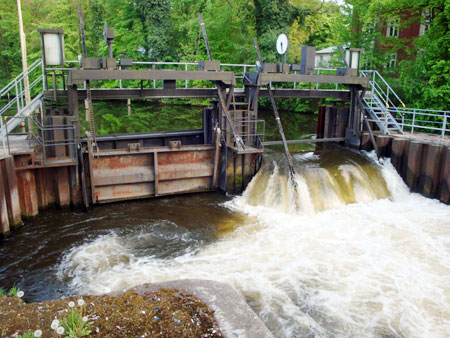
[0,192,248,302]
[1,107,449,337]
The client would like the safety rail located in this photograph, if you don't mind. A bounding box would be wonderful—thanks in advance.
[29,115,77,165]
[360,70,406,109]
[395,108,449,137]
[360,69,449,138]
[0,59,44,116]
[231,118,266,145]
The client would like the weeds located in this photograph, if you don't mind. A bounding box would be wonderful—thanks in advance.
[8,286,21,297]
[60,307,91,338]
[17,332,34,338]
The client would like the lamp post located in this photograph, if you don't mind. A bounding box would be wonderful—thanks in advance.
[37,29,65,67]
[345,48,362,73]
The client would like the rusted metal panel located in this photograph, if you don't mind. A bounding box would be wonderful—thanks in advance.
[158,177,211,195]
[157,150,213,180]
[0,167,10,236]
[89,146,214,203]
[15,170,38,217]
[94,171,155,187]
[56,167,71,207]
[158,162,213,181]
[96,183,155,203]
[93,153,154,170]
[1,156,21,226]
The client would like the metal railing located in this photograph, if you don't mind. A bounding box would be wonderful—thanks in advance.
[0,59,44,116]
[29,115,77,165]
[360,70,406,110]
[396,108,449,137]
[360,69,449,138]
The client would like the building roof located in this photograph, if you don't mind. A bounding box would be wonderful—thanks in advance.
[316,46,338,55]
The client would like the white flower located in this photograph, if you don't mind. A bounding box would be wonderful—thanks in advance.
[17,291,24,298]
[68,301,75,308]
[82,316,88,322]
[51,319,60,330]
[56,326,65,335]
[77,298,85,306]
[34,330,43,337]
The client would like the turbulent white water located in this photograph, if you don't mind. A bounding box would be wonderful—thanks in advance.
[58,150,450,337]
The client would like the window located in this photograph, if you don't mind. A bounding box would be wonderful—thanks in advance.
[419,9,431,36]
[386,18,399,37]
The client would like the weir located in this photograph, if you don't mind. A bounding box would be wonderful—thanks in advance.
[0,21,449,237]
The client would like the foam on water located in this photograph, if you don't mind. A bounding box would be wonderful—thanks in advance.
[58,150,450,337]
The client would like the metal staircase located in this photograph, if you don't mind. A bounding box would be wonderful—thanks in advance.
[0,59,45,147]
[360,70,404,135]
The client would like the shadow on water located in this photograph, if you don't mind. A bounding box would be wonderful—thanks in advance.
[0,192,252,302]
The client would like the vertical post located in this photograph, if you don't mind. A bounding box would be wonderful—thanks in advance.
[0,117,6,153]
[41,59,46,91]
[411,109,416,134]
[119,65,122,89]
[15,81,20,115]
[211,127,222,190]
[153,152,159,196]
[152,63,156,88]
[185,63,188,88]
[68,85,80,145]
[442,113,447,138]
[199,14,213,61]
[17,0,31,106]
[316,69,320,89]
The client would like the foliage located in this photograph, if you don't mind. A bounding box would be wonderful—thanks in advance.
[8,286,21,297]
[341,0,449,110]
[17,332,34,338]
[0,0,447,112]
[60,308,91,338]
[397,0,450,110]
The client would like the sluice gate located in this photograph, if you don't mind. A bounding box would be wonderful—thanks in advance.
[1,20,449,238]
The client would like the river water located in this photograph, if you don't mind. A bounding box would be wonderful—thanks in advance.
[1,108,449,337]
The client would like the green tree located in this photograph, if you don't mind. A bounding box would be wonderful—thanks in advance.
[398,0,450,110]
[135,0,174,61]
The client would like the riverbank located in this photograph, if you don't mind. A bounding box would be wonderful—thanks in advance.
[0,287,222,337]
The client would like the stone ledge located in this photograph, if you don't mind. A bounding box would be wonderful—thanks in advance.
[128,279,274,338]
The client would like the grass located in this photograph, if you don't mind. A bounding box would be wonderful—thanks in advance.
[8,286,22,297]
[60,308,91,338]
[0,288,223,337]
[17,333,34,338]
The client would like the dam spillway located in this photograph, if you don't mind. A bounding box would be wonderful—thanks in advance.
[1,147,449,337]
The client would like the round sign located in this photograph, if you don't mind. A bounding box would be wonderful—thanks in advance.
[276,34,289,55]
